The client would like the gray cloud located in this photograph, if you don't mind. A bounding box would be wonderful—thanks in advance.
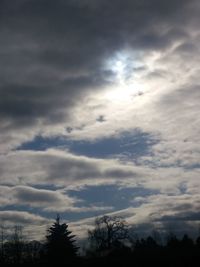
[0,149,141,186]
[12,186,77,210]
[0,210,47,225]
[0,0,199,151]
[0,185,113,213]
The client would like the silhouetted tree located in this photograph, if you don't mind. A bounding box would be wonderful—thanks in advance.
[196,235,200,248]
[181,234,194,249]
[152,229,163,246]
[23,240,43,264]
[46,215,78,265]
[166,233,180,249]
[88,215,129,254]
[0,224,6,265]
[146,236,158,248]
[5,225,25,265]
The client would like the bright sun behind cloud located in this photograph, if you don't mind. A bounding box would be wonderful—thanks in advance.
[103,52,147,103]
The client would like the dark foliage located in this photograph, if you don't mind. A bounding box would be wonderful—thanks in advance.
[45,215,78,265]
[1,215,200,266]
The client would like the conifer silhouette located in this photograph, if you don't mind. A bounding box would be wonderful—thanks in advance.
[46,214,78,264]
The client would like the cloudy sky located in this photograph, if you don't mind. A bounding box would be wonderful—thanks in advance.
[0,0,200,240]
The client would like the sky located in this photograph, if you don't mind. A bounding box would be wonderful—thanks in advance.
[0,0,200,240]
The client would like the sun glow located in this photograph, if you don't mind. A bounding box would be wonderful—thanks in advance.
[104,84,144,103]
[103,52,145,103]
[113,60,126,84]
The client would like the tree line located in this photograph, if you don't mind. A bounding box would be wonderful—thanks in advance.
[0,214,200,266]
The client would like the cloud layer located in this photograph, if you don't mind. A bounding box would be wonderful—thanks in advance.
[0,0,199,148]
[0,0,200,239]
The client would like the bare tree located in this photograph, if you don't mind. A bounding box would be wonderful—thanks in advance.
[88,215,129,252]
[0,224,6,264]
[8,225,24,265]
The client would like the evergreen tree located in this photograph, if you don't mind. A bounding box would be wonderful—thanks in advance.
[46,215,78,264]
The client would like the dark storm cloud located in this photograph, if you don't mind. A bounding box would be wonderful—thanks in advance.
[0,0,196,130]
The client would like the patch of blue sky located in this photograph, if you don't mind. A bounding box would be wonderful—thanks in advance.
[17,136,66,151]
[67,184,159,210]
[17,129,158,160]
